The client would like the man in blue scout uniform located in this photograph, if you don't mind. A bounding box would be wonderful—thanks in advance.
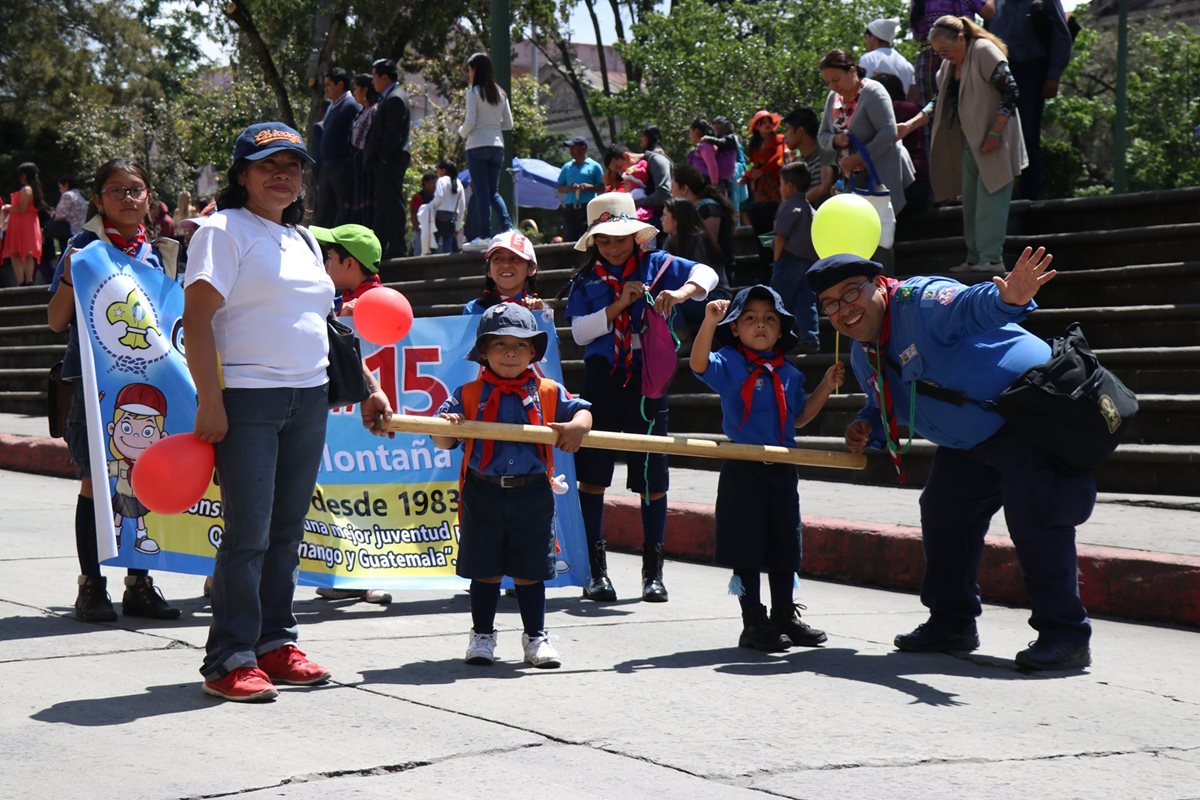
[807,247,1095,671]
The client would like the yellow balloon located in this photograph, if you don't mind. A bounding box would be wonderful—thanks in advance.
[811,193,882,259]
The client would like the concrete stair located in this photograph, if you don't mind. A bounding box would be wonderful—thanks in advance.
[3,188,1198,493]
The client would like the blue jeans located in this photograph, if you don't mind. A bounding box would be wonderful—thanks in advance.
[201,385,329,680]
[466,146,511,240]
[769,253,819,347]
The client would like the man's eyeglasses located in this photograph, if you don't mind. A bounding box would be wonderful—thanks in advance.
[821,278,873,316]
[101,186,148,200]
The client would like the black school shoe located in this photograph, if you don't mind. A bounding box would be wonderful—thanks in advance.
[75,575,118,622]
[770,603,827,646]
[1015,638,1091,671]
[122,575,182,620]
[894,621,980,653]
[738,604,791,652]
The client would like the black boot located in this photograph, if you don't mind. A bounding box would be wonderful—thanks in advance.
[738,603,790,651]
[121,575,182,620]
[582,539,617,601]
[75,576,117,622]
[641,543,668,602]
[770,603,827,646]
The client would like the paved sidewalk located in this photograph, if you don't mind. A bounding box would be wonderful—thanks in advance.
[2,411,1199,627]
[1,468,1199,799]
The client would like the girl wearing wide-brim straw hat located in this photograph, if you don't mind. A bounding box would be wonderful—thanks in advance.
[561,192,719,604]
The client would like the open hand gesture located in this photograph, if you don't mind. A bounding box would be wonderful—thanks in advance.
[994,246,1055,306]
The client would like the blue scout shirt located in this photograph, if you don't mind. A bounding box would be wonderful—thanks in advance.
[695,346,807,447]
[565,250,703,366]
[850,276,1050,451]
[557,157,605,206]
[436,378,591,476]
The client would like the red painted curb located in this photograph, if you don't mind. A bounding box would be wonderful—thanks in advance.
[0,434,74,479]
[603,495,1200,629]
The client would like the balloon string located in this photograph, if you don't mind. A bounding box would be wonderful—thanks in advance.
[834,332,840,394]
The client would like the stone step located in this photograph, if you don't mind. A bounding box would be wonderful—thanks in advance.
[896,188,1200,242]
[0,369,51,393]
[0,391,45,416]
[0,345,66,370]
[896,222,1200,276]
[0,324,68,347]
[0,303,55,328]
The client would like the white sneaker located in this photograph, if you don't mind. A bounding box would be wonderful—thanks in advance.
[948,261,974,273]
[466,630,498,665]
[971,261,1006,274]
[521,631,562,669]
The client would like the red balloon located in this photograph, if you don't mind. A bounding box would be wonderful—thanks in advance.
[353,287,414,345]
[131,433,215,515]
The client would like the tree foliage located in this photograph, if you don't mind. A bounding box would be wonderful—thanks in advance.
[1048,9,1200,195]
[590,0,905,158]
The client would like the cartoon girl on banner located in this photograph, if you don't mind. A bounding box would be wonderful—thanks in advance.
[107,383,168,554]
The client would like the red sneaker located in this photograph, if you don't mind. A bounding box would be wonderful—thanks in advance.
[258,644,331,686]
[202,667,278,702]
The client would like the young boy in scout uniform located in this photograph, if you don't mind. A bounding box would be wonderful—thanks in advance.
[689,284,843,650]
[432,303,592,668]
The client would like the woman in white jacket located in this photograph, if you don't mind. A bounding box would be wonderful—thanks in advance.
[459,52,513,243]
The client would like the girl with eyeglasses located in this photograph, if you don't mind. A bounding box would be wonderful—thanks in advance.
[46,158,184,623]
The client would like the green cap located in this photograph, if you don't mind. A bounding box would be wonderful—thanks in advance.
[309,224,382,273]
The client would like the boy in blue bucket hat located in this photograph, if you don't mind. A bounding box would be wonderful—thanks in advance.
[689,285,844,651]
[432,303,592,669]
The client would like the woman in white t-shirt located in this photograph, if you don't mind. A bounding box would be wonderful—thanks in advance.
[458,52,513,243]
[183,122,393,703]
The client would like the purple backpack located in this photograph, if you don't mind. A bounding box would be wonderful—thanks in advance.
[640,256,680,399]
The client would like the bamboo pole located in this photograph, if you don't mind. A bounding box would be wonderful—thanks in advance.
[384,415,866,470]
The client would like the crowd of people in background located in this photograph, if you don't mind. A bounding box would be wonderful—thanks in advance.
[0,1,1074,289]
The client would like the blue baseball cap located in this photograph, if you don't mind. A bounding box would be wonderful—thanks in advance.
[466,302,548,364]
[805,253,883,295]
[716,284,799,353]
[232,121,315,165]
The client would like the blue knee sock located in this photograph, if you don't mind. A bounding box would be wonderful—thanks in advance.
[640,495,667,546]
[469,580,501,634]
[514,582,547,636]
[733,569,761,614]
[579,491,605,544]
[768,569,795,613]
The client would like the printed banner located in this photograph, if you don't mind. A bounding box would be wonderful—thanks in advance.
[72,239,588,590]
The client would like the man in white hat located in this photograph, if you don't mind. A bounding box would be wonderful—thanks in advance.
[860,18,916,100]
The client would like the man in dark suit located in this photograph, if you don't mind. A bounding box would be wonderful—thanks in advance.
[363,58,412,259]
[315,67,362,226]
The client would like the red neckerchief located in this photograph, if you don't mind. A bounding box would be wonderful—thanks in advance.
[593,253,640,383]
[103,220,147,257]
[735,344,788,444]
[342,275,383,307]
[864,278,905,482]
[477,367,543,471]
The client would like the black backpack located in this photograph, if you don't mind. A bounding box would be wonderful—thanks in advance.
[993,323,1139,474]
